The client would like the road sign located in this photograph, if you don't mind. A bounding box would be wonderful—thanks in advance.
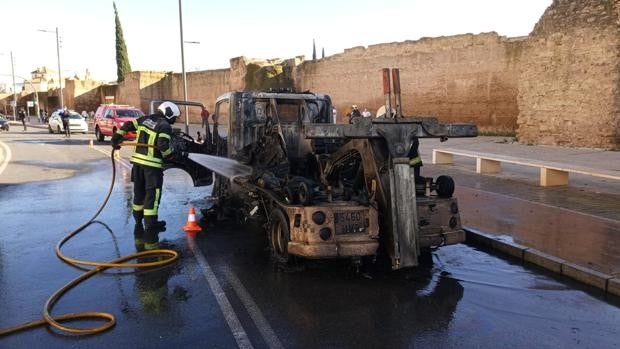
[10,101,16,107]
[27,101,34,107]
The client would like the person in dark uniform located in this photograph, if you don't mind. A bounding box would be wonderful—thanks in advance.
[61,108,71,138]
[112,101,183,250]
[348,105,362,124]
[18,109,26,131]
[408,137,424,186]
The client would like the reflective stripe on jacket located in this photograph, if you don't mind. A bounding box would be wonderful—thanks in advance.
[115,114,174,169]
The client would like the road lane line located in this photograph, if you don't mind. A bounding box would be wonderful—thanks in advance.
[0,140,11,177]
[220,264,285,349]
[187,236,254,349]
[91,146,132,171]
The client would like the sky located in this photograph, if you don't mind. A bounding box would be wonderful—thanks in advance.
[0,0,552,87]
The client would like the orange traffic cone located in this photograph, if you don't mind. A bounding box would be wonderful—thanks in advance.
[183,207,202,234]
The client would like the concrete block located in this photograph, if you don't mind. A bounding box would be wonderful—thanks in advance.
[476,158,501,173]
[432,150,453,164]
[540,167,569,186]
[607,278,620,297]
[561,262,612,291]
[523,249,564,274]
[490,239,528,260]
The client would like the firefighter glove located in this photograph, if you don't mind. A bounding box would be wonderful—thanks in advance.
[111,133,122,150]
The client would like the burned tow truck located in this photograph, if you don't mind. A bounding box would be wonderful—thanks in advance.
[172,69,477,269]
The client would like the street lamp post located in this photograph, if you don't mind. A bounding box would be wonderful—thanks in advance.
[178,0,189,134]
[9,52,16,121]
[38,27,63,110]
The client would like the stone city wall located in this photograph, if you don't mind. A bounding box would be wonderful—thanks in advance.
[517,0,620,148]
[65,79,103,113]
[108,0,618,149]
[294,33,522,128]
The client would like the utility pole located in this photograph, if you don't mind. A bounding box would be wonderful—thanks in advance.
[38,28,63,110]
[10,51,16,121]
[55,27,63,109]
[178,0,189,134]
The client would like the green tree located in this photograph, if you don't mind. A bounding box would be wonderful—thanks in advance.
[114,2,132,82]
[312,38,316,61]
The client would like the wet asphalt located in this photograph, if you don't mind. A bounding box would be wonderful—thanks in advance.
[0,136,619,348]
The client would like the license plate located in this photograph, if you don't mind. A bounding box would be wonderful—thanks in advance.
[334,210,366,234]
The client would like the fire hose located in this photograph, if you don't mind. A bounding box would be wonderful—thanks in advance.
[0,143,179,336]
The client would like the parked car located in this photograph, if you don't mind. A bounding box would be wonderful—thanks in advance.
[93,104,144,141]
[0,116,9,131]
[48,110,89,134]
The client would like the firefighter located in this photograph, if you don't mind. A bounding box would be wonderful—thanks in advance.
[111,101,183,250]
[408,137,424,185]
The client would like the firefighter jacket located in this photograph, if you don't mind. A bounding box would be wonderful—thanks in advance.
[115,114,175,169]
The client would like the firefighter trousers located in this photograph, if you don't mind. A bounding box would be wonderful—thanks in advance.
[131,165,164,244]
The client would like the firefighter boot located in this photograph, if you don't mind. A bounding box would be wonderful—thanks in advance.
[133,210,145,229]
[134,224,145,252]
[144,215,166,233]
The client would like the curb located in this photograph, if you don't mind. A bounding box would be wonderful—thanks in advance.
[464,228,619,298]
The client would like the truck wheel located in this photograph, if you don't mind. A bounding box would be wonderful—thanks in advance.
[95,126,104,142]
[436,175,455,198]
[268,209,291,265]
[296,181,313,206]
[57,126,61,134]
[418,247,434,266]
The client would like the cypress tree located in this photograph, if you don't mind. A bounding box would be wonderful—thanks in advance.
[312,38,317,61]
[114,2,132,82]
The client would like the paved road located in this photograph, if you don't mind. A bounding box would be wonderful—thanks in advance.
[0,129,619,348]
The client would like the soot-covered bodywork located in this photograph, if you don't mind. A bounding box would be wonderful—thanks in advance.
[176,72,477,269]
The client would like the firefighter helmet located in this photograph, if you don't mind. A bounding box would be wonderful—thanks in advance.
[157,101,181,122]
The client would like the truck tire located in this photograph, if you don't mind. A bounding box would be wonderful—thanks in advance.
[95,126,104,142]
[436,175,455,198]
[268,209,292,265]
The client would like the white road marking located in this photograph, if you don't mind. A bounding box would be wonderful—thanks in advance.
[187,236,254,349]
[91,146,132,171]
[91,143,279,347]
[0,140,12,177]
[220,263,285,349]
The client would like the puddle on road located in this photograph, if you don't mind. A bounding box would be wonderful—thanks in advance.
[11,160,85,170]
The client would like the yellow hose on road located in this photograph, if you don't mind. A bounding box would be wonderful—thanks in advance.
[0,142,179,336]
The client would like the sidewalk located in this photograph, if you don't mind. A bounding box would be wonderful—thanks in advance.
[420,136,620,176]
[419,136,620,281]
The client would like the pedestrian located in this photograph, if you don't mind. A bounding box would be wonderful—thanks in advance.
[61,108,71,138]
[201,108,210,129]
[18,108,26,131]
[361,107,372,118]
[81,110,88,121]
[112,101,185,251]
[39,109,44,124]
[348,105,362,124]
[332,106,337,124]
